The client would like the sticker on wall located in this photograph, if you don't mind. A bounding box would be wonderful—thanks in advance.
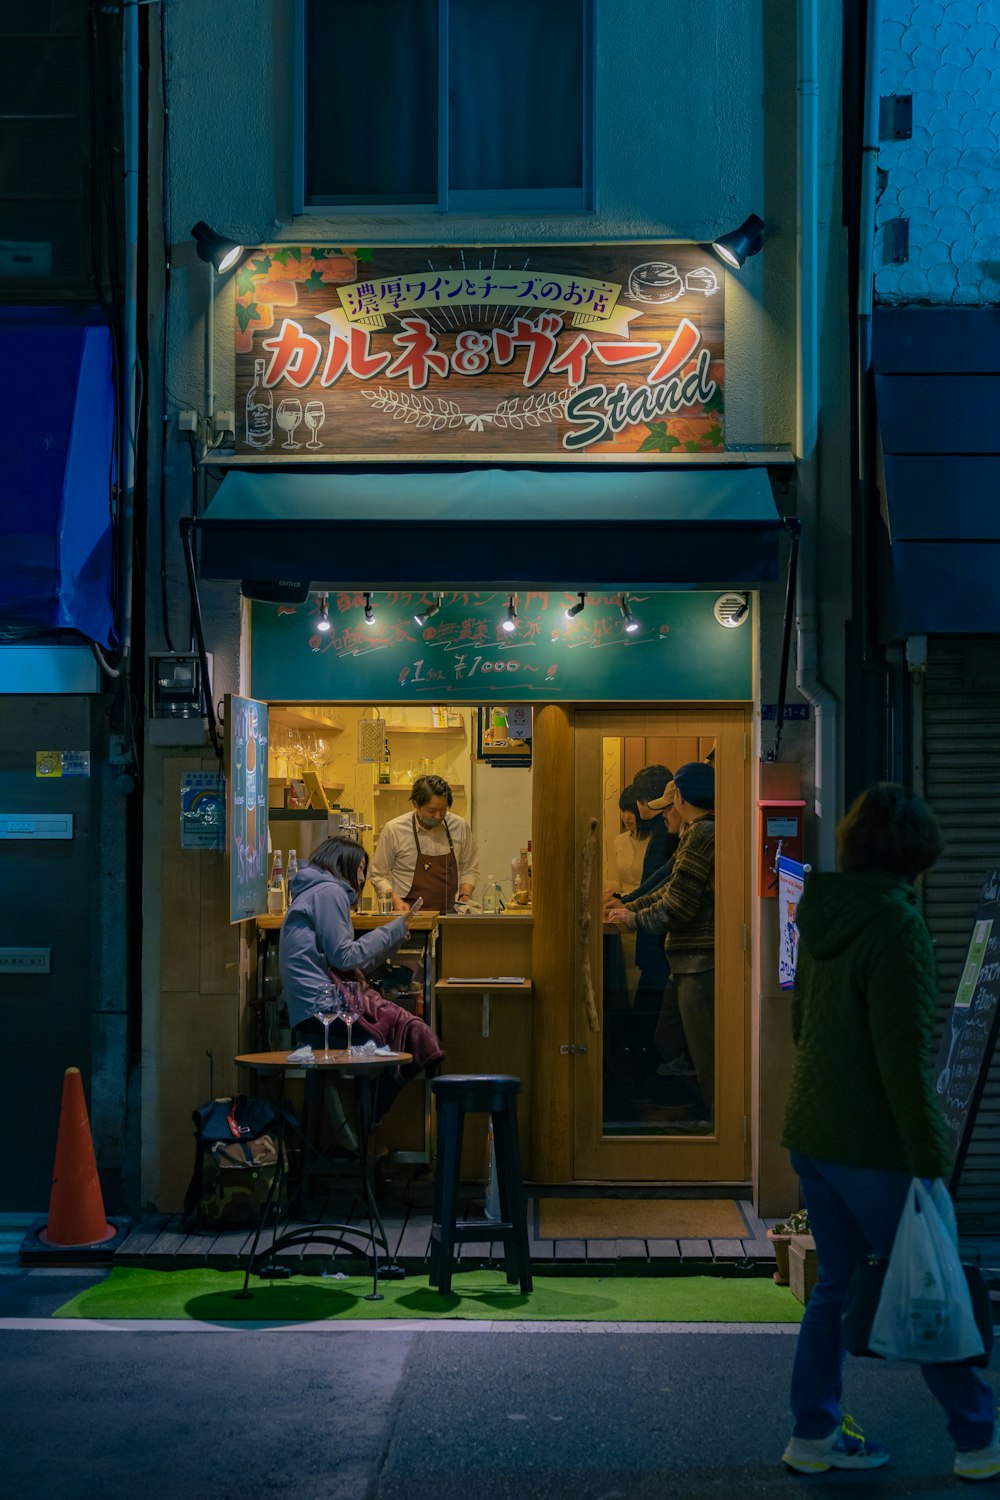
[179,771,226,851]
[35,751,91,778]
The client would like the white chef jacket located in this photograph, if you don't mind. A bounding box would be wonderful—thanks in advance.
[370,810,479,899]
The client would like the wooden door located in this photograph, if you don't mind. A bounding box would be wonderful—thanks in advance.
[573,708,750,1181]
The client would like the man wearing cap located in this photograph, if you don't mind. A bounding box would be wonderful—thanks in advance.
[608,761,716,1120]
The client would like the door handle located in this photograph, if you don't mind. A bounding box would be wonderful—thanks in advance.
[579,816,600,1032]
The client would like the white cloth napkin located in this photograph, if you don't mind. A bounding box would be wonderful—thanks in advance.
[286,1044,314,1061]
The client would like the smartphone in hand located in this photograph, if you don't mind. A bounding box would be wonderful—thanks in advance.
[408,896,424,915]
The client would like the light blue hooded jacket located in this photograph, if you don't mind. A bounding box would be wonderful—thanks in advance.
[278,864,408,1031]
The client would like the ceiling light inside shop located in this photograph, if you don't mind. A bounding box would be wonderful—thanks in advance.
[565,591,586,620]
[620,594,640,634]
[502,594,518,634]
[713,592,750,628]
[710,214,765,270]
[414,595,442,627]
[315,592,332,632]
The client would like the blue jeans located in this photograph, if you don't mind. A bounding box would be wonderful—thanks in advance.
[789,1152,996,1449]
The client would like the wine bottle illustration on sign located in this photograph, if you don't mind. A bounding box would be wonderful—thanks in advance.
[245,357,273,448]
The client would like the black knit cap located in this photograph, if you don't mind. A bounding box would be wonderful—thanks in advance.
[673,761,715,809]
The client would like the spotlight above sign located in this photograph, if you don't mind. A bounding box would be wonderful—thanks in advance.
[232,243,725,464]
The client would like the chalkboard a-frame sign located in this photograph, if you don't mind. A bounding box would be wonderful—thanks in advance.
[933,869,1000,1193]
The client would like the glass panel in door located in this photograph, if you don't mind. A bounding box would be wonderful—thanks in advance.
[573,708,749,1182]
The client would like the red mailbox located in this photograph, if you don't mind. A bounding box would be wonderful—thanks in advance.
[758,798,805,897]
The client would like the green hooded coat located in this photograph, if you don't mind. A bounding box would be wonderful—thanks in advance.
[781,869,952,1179]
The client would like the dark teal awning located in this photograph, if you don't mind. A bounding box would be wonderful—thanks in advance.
[198,466,783,593]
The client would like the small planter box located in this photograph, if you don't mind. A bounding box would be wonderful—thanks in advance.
[789,1234,818,1305]
[767,1229,791,1285]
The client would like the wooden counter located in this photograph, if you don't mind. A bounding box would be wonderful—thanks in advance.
[436,909,534,1178]
[256,910,440,932]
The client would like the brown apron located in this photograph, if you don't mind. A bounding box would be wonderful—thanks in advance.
[404,813,458,910]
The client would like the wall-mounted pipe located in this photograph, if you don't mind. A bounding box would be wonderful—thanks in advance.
[857,0,885,674]
[795,0,839,870]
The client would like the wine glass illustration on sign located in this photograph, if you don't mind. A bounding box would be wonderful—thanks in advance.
[276,398,303,450]
[304,400,326,450]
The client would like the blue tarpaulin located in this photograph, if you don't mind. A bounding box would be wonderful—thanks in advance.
[0,309,116,646]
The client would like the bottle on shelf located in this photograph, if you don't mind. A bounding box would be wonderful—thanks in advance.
[510,848,530,907]
[286,848,299,891]
[267,850,286,914]
[378,742,391,785]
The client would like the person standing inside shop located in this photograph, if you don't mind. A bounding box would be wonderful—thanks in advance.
[371,774,479,913]
[600,765,678,1113]
[608,762,715,1119]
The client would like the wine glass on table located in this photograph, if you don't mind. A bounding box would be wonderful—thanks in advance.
[341,980,365,1056]
[310,984,344,1057]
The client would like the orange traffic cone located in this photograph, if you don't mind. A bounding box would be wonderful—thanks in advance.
[39,1068,115,1247]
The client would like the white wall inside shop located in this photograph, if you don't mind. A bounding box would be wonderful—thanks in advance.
[875,0,1000,304]
[472,758,533,906]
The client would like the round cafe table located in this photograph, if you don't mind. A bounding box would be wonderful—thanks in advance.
[234,1048,411,1301]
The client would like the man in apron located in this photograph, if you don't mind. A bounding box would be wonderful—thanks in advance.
[370,773,479,912]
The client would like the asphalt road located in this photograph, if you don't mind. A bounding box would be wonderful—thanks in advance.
[1,1269,997,1500]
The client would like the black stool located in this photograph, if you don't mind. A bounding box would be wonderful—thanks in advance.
[429,1075,532,1295]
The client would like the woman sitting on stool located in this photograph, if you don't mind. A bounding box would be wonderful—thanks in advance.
[279,836,444,1122]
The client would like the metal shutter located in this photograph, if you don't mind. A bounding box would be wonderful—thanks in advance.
[920,638,1000,1234]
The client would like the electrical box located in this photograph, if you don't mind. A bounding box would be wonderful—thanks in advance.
[149,652,212,746]
[758,799,805,897]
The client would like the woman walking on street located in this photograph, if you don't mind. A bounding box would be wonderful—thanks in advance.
[781,784,998,1481]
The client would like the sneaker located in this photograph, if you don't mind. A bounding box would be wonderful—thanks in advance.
[955,1425,1000,1482]
[783,1415,889,1473]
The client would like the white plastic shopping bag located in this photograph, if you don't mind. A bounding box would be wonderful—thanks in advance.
[868,1178,984,1363]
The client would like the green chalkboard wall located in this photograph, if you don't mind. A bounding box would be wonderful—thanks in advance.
[250,592,752,703]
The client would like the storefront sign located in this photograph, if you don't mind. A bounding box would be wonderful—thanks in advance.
[235,244,724,462]
[225,694,269,922]
[250,592,752,704]
[777,854,807,990]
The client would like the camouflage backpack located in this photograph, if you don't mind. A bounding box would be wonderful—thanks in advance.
[183,1095,296,1229]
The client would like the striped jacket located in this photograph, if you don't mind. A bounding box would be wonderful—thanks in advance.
[630,814,714,957]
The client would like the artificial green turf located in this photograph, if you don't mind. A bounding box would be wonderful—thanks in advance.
[54,1267,804,1323]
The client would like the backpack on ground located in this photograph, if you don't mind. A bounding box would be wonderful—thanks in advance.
[183,1094,297,1229]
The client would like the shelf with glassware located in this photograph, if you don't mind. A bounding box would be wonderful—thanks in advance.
[374,784,466,795]
[373,709,473,840]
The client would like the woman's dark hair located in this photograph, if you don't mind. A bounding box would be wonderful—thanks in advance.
[619,784,640,828]
[309,836,368,888]
[411,774,453,808]
[633,764,672,803]
[836,783,943,882]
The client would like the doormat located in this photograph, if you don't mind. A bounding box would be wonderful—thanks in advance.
[53,1267,802,1323]
[537,1198,747,1240]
